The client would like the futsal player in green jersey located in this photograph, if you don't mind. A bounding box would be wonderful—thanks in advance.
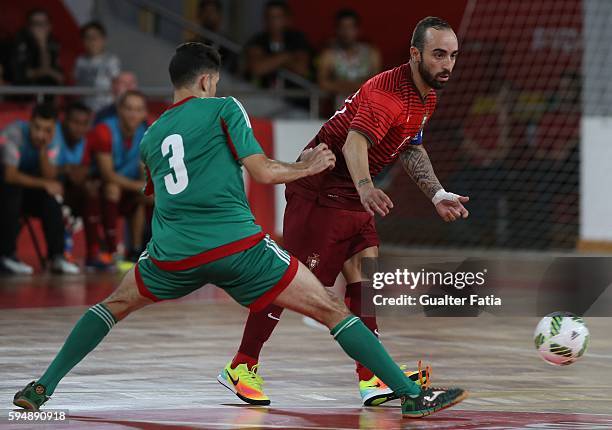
[13,42,467,418]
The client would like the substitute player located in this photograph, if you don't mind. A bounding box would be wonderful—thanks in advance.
[223,16,470,407]
[13,42,467,419]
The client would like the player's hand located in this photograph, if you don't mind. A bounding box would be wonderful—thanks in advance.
[359,184,394,217]
[304,143,336,175]
[434,191,469,222]
[43,180,63,197]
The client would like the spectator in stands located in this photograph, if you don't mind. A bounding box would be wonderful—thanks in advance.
[0,103,79,275]
[318,9,381,107]
[55,101,110,270]
[193,0,238,72]
[74,21,121,112]
[94,71,138,124]
[244,0,311,89]
[86,90,148,263]
[449,81,514,247]
[10,9,64,88]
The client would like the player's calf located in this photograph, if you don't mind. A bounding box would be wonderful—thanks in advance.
[273,263,350,329]
[13,268,154,410]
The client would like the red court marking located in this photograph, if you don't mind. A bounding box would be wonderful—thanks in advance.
[2,408,609,430]
[0,275,231,309]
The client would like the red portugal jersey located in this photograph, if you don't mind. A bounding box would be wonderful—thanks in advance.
[288,63,437,211]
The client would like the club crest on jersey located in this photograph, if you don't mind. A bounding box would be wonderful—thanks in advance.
[306,253,320,271]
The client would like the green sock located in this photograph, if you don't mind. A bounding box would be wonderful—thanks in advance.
[38,304,117,395]
[331,315,420,397]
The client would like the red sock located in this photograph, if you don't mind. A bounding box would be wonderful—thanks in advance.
[84,197,101,260]
[231,304,284,369]
[345,282,379,381]
[101,200,119,254]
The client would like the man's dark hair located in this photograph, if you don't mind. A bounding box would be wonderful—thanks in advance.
[117,89,147,107]
[31,103,58,120]
[199,0,221,12]
[265,0,290,13]
[27,9,50,24]
[411,16,453,51]
[335,8,360,25]
[80,21,107,38]
[65,101,92,117]
[169,42,221,88]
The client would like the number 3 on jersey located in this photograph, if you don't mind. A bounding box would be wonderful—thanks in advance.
[161,134,189,195]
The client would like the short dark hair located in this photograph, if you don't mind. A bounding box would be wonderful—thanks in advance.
[65,101,92,117]
[411,16,453,52]
[27,9,50,23]
[31,103,57,120]
[265,0,289,13]
[335,8,360,25]
[117,89,147,107]
[81,20,106,38]
[168,42,221,88]
[199,0,221,12]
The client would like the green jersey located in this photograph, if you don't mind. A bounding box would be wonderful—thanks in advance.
[140,96,264,264]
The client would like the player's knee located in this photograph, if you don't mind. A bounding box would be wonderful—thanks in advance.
[312,291,351,328]
[102,295,146,322]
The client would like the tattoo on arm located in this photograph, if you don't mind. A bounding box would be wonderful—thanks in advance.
[357,178,372,188]
[400,145,442,199]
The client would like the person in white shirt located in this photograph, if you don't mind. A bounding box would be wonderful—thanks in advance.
[74,21,120,112]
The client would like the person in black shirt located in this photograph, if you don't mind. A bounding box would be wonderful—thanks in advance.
[192,0,238,73]
[10,9,64,87]
[244,0,311,89]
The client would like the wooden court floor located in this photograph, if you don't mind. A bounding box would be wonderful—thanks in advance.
[0,273,611,429]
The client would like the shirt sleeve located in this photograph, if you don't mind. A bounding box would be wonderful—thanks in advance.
[45,136,60,166]
[220,97,264,162]
[87,124,113,153]
[0,123,24,167]
[349,88,403,146]
[109,54,121,79]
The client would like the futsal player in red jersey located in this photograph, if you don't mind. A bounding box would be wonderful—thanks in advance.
[219,16,470,406]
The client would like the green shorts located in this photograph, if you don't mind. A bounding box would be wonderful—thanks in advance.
[135,234,298,311]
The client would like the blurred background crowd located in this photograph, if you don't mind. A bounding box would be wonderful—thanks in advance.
[0,0,609,276]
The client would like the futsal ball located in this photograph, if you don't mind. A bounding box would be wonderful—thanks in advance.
[533,312,589,366]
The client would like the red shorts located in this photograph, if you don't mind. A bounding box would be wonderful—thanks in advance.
[283,190,379,286]
[118,190,140,216]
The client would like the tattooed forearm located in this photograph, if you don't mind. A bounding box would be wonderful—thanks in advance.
[400,145,443,199]
[357,178,372,188]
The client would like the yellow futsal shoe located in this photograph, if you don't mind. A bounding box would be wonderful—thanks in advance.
[360,361,431,406]
[217,362,271,405]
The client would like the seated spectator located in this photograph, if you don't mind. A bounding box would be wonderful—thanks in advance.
[86,90,148,263]
[55,101,110,270]
[94,71,138,124]
[193,0,238,72]
[10,9,64,88]
[0,103,79,275]
[318,9,381,107]
[244,0,311,89]
[74,21,121,112]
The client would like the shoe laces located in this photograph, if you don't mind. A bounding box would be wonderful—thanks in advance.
[417,360,432,390]
[242,364,264,389]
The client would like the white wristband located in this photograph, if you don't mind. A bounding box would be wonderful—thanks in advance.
[432,189,460,206]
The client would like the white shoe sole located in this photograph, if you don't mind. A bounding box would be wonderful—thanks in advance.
[216,372,270,405]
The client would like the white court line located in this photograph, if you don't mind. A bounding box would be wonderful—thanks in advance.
[299,394,337,401]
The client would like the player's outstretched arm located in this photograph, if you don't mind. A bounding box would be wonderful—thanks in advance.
[241,143,335,185]
[400,144,469,222]
[343,130,394,217]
